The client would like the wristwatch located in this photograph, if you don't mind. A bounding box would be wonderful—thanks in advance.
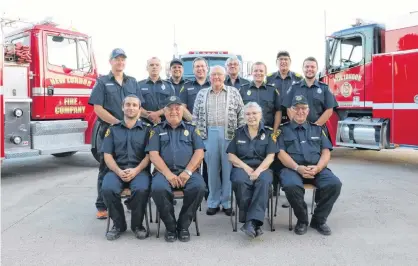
[183,169,192,176]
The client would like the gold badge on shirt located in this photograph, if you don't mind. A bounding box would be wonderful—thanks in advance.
[184,130,189,136]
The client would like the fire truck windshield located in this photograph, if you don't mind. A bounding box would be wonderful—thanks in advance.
[182,57,230,79]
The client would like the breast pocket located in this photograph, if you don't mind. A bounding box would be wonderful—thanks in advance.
[113,133,127,153]
[283,135,301,155]
[236,141,250,158]
[307,137,321,153]
[179,134,193,158]
[141,90,154,110]
[156,89,172,109]
[187,90,198,108]
[255,139,269,157]
[242,91,257,104]
[105,86,119,105]
[260,93,274,113]
[312,91,325,109]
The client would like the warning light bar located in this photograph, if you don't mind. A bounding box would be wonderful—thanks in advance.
[188,51,229,54]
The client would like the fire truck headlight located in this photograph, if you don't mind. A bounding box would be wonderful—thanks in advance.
[11,136,22,145]
[14,108,23,117]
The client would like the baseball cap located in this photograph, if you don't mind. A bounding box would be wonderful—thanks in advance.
[165,96,183,107]
[170,58,183,67]
[292,95,308,106]
[110,48,127,59]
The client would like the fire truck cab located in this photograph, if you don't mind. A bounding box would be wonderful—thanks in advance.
[1,18,98,161]
[166,51,252,80]
[320,15,418,150]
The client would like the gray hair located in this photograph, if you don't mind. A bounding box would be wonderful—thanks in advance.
[146,57,161,67]
[209,65,226,76]
[225,56,242,70]
[243,102,263,121]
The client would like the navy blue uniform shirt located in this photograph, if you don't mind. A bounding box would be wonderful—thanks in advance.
[240,82,281,128]
[167,77,189,97]
[88,72,145,122]
[179,79,211,113]
[266,71,303,95]
[224,76,250,90]
[282,79,338,123]
[101,119,151,169]
[278,121,333,165]
[138,78,176,112]
[226,123,279,168]
[145,121,205,172]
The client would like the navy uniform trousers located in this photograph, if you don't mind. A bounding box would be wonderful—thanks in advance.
[96,122,110,211]
[231,168,273,225]
[102,171,151,230]
[280,167,342,225]
[151,172,206,232]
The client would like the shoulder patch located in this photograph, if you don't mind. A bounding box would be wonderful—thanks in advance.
[270,130,281,143]
[195,128,201,136]
[104,128,111,137]
[294,72,302,78]
[142,121,151,127]
[149,129,155,139]
[322,129,327,137]
[267,72,274,77]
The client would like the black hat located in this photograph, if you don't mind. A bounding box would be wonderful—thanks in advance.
[170,58,183,67]
[110,48,127,59]
[292,95,308,106]
[165,96,183,107]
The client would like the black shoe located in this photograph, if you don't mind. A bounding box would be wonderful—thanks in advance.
[310,221,332,235]
[173,199,177,206]
[223,208,234,216]
[164,230,177,242]
[281,200,290,208]
[133,226,148,240]
[240,221,256,238]
[294,221,308,235]
[177,229,190,242]
[106,225,126,241]
[206,207,220,215]
[255,226,264,237]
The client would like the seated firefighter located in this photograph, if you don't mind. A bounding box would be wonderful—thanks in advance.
[226,102,279,238]
[278,95,342,236]
[146,96,207,243]
[101,94,152,241]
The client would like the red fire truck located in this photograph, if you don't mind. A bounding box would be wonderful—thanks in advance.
[0,18,100,162]
[320,15,418,150]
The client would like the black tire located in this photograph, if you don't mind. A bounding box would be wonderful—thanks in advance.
[91,121,103,163]
[52,151,77,157]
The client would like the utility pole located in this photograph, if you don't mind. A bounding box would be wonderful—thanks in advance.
[173,24,178,59]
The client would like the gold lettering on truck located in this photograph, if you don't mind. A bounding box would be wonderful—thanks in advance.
[55,97,86,114]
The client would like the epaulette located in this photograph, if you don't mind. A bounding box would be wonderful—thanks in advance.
[141,121,151,127]
[265,125,273,131]
[280,121,290,127]
[294,72,303,78]
[267,72,274,77]
[318,81,328,86]
[237,124,246,130]
[185,121,196,126]
[240,82,250,87]
[309,121,320,126]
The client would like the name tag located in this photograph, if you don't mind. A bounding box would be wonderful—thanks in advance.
[311,137,320,140]
[159,132,167,136]
[141,88,148,91]
[237,140,246,144]
[187,87,194,91]
[105,83,114,86]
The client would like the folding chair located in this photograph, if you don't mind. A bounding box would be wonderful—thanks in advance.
[230,184,275,232]
[105,188,151,237]
[288,184,316,231]
[155,190,201,238]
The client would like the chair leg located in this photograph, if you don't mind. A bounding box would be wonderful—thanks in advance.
[105,209,111,234]
[270,189,275,232]
[311,189,316,215]
[148,199,153,223]
[289,207,293,231]
[195,213,200,236]
[156,211,161,238]
[144,207,150,237]
[155,205,159,223]
[274,188,279,217]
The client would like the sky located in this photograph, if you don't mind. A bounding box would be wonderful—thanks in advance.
[2,0,418,79]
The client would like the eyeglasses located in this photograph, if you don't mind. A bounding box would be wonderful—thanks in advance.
[291,106,308,111]
[245,111,260,116]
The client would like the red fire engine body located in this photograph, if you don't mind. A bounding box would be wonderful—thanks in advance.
[0,19,100,161]
[320,16,418,150]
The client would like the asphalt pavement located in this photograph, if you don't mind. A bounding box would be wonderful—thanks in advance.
[1,148,418,266]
